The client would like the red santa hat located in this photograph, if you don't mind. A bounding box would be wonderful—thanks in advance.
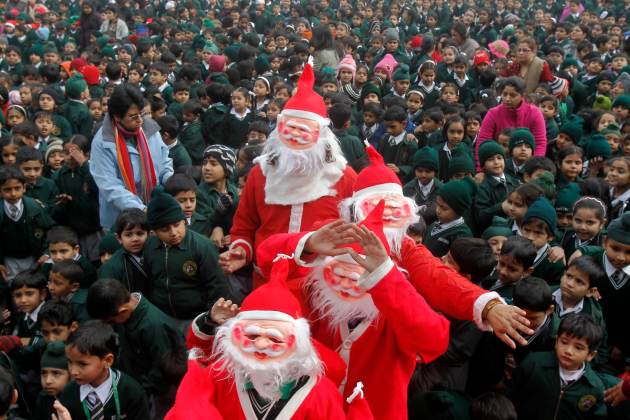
[352,146,403,200]
[71,57,87,72]
[80,65,100,86]
[279,63,329,126]
[345,200,390,255]
[237,256,303,323]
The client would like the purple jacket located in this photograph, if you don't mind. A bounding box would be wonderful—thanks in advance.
[475,101,547,171]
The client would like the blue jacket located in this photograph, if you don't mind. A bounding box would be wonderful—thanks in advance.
[90,115,173,229]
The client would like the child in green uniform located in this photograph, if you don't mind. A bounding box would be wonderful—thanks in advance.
[201,84,229,149]
[505,128,535,183]
[86,279,186,418]
[521,197,565,286]
[377,105,418,183]
[560,197,607,260]
[475,141,518,232]
[97,233,120,266]
[224,87,253,149]
[60,75,93,139]
[423,177,475,258]
[47,260,90,322]
[38,300,78,344]
[39,226,96,289]
[165,174,212,237]
[404,146,442,226]
[166,80,190,124]
[179,100,206,166]
[482,216,513,259]
[33,341,70,420]
[0,166,55,280]
[555,183,581,236]
[98,209,150,295]
[484,235,536,303]
[156,115,192,171]
[16,146,59,212]
[144,188,230,328]
[58,320,150,419]
[329,102,367,172]
[149,62,173,104]
[510,313,607,420]
[434,115,467,182]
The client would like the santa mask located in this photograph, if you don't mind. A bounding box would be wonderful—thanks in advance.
[356,192,413,228]
[277,115,320,150]
[322,257,367,301]
[231,319,297,362]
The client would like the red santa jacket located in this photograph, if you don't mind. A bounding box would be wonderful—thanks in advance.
[166,360,346,420]
[229,164,357,267]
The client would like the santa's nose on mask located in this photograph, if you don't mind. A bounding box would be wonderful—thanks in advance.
[324,260,366,300]
[277,116,320,150]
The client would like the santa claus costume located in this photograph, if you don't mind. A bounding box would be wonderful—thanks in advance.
[227,64,357,285]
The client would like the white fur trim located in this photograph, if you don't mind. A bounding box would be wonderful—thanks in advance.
[289,204,304,233]
[191,313,213,340]
[236,310,297,323]
[359,258,394,291]
[473,292,505,331]
[230,239,253,260]
[294,232,327,267]
[280,109,330,126]
[352,183,404,201]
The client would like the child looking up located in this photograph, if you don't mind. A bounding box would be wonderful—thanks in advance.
[505,128,535,182]
[48,260,90,322]
[16,146,59,212]
[561,197,607,259]
[486,235,537,303]
[40,226,96,288]
[404,146,442,226]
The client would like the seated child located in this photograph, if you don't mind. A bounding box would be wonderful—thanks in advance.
[510,313,607,420]
[484,235,536,303]
[522,156,557,183]
[98,209,150,295]
[434,115,467,182]
[377,105,418,182]
[404,146,442,226]
[179,100,205,165]
[554,183,581,235]
[16,146,59,212]
[156,115,192,171]
[505,128,535,182]
[521,197,565,286]
[561,196,607,259]
[48,260,89,322]
[38,300,78,343]
[482,216,513,259]
[97,233,121,265]
[360,102,385,147]
[86,279,186,417]
[423,178,475,257]
[33,341,69,420]
[58,320,150,419]
[329,102,367,172]
[165,173,212,237]
[246,120,270,145]
[40,225,96,288]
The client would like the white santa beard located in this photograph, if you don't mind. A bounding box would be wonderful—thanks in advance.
[255,126,347,205]
[213,317,322,402]
[307,265,379,331]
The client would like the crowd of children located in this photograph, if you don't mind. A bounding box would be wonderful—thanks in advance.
[2,0,630,418]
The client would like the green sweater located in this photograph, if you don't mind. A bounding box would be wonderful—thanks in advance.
[0,196,55,261]
[332,129,367,172]
[196,181,240,233]
[179,121,206,166]
[377,134,418,183]
[25,176,59,214]
[474,173,518,233]
[60,100,93,139]
[169,140,193,170]
[98,249,149,296]
[423,218,473,258]
[53,163,101,235]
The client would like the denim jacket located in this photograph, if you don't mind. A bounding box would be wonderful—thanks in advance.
[90,115,173,229]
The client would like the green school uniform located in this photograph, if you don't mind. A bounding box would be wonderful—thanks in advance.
[474,173,518,233]
[332,129,367,172]
[196,181,240,232]
[66,288,90,322]
[168,140,193,170]
[377,134,419,183]
[167,101,184,124]
[53,163,101,235]
[59,369,150,420]
[25,176,59,213]
[511,351,607,420]
[161,84,174,104]
[60,100,93,139]
[32,391,55,420]
[118,294,184,396]
[179,120,206,166]
[532,245,565,286]
[144,230,229,320]
[0,196,55,262]
[98,249,150,296]
[52,114,73,140]
[560,229,604,261]
[546,118,560,142]
[224,111,252,149]
[504,158,526,184]
[436,62,453,84]
[201,103,228,147]
[403,178,443,226]
[423,218,473,258]
[188,212,213,237]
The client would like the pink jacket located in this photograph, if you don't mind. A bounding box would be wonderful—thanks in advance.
[475,101,547,171]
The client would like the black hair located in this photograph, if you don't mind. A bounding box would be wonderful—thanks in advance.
[0,165,26,185]
[499,76,526,95]
[329,102,352,129]
[172,80,190,94]
[39,64,61,84]
[12,121,39,139]
[383,96,407,110]
[86,279,131,320]
[471,392,517,420]
[65,134,91,155]
[419,60,437,75]
[39,300,76,326]
[521,217,554,237]
[557,145,584,165]
[513,277,553,312]
[442,115,466,143]
[453,54,468,68]
[407,219,426,238]
[179,64,201,83]
[108,84,144,119]
[422,108,444,124]
[248,120,270,136]
[362,102,383,118]
[149,61,169,76]
[383,105,407,122]
[522,156,557,176]
[573,196,607,222]
[156,115,179,139]
[566,255,605,289]
[557,313,603,351]
[450,237,496,282]
[46,225,79,247]
[0,366,15,416]
[15,146,43,165]
[66,320,119,359]
[10,269,47,292]
[512,182,544,207]
[105,62,122,80]
[500,236,537,270]
[182,100,203,116]
[164,173,197,196]
[113,208,149,236]
[50,259,84,286]
[207,83,232,105]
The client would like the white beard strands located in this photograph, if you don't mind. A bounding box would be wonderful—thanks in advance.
[306,264,380,332]
[212,317,322,402]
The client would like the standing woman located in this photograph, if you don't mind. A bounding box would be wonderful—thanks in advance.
[475,77,547,170]
[310,25,341,73]
[90,85,173,230]
[78,1,102,51]
[501,37,554,94]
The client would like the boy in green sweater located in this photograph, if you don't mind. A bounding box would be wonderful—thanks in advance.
[484,235,536,304]
[39,226,96,288]
[329,102,367,172]
[33,341,70,420]
[377,105,418,183]
[59,75,93,139]
[58,320,150,419]
[16,146,59,213]
[156,115,192,171]
[165,173,212,237]
[505,128,535,183]
[47,260,90,322]
[403,146,442,226]
[179,100,206,166]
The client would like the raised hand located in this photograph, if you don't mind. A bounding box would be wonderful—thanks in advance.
[485,303,533,349]
[219,247,247,274]
[345,225,389,273]
[304,220,360,257]
[210,298,240,325]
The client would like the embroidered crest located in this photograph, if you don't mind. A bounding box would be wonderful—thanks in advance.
[578,395,596,411]
[182,260,198,277]
[34,228,44,239]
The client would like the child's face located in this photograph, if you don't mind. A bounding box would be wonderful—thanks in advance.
[374,68,388,81]
[483,154,505,176]
[556,133,574,150]
[47,271,78,299]
[560,153,583,181]
[606,134,621,153]
[12,286,45,314]
[35,116,53,137]
[557,211,573,230]
[441,88,458,104]
[612,57,628,71]
[231,92,249,111]
[421,70,435,86]
[48,151,65,172]
[41,367,70,396]
[356,68,368,84]
[466,119,480,137]
[0,178,24,204]
[19,87,31,106]
[442,48,456,63]
[7,109,25,127]
[406,93,423,113]
[454,63,467,75]
[521,221,553,249]
[524,307,552,330]
[174,90,190,104]
[339,69,353,84]
[446,122,465,147]
[415,168,435,185]
[385,119,405,136]
[174,190,196,219]
[154,220,187,247]
[202,156,226,184]
[421,118,439,133]
[394,80,410,95]
[89,101,103,120]
[247,130,267,143]
[39,94,55,111]
[504,191,528,221]
[5,51,20,65]
[183,111,196,124]
[435,195,458,223]
[100,252,113,265]
[498,252,529,284]
[128,70,141,85]
[267,104,280,122]
[363,111,377,126]
[604,237,630,270]
[149,70,167,86]
[540,100,556,119]
[597,80,613,94]
[512,143,533,164]
[487,236,508,258]
[49,242,79,263]
[555,333,596,371]
[560,265,594,303]
[19,159,43,184]
[66,345,113,386]
[321,82,338,94]
[1,144,18,165]
[613,105,630,121]
[117,225,148,255]
[363,93,380,105]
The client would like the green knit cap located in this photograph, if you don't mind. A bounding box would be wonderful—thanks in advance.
[523,197,557,235]
[585,134,612,160]
[593,95,612,111]
[41,341,68,370]
[509,127,535,152]
[202,41,218,54]
[254,55,270,75]
[224,45,241,62]
[437,177,477,216]
[607,213,630,245]
[392,64,410,81]
[99,232,121,256]
[147,187,185,229]
[561,56,579,70]
[601,123,622,138]
[531,171,556,200]
[482,216,513,240]
[65,74,88,99]
[613,94,630,109]
[412,146,438,171]
[554,183,581,213]
[478,140,505,166]
[447,148,475,178]
[559,120,583,143]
